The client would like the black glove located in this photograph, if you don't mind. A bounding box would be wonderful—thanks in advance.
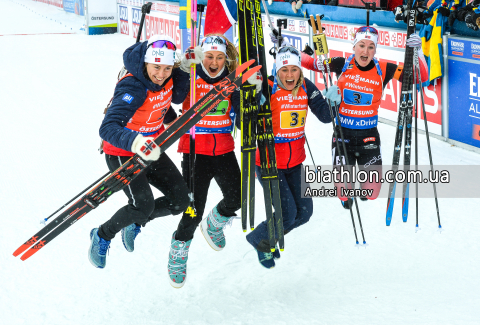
[303,44,314,56]
[448,10,458,26]
[437,6,450,17]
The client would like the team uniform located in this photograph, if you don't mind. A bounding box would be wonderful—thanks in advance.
[246,75,331,255]
[174,65,242,243]
[96,40,190,251]
[301,52,428,201]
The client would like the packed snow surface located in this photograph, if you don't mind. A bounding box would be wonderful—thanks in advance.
[1,1,479,324]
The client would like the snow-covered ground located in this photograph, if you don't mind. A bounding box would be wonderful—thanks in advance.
[1,1,480,324]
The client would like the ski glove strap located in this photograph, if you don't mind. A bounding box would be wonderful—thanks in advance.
[131,134,160,161]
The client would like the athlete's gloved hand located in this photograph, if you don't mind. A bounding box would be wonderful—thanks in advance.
[406,34,422,48]
[324,85,342,106]
[269,33,291,47]
[247,70,263,93]
[131,134,160,161]
[180,46,204,73]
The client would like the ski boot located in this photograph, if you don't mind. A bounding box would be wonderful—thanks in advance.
[168,232,192,288]
[88,228,111,269]
[121,223,141,252]
[256,249,276,269]
[200,205,235,251]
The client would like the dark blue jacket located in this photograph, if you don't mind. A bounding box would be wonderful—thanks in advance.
[99,41,189,152]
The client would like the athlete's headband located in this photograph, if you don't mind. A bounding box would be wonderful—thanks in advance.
[145,35,176,65]
[275,46,301,72]
[353,26,379,47]
[201,36,227,54]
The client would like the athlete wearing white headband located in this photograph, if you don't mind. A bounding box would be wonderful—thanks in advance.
[275,46,302,73]
[353,26,379,47]
[144,35,177,66]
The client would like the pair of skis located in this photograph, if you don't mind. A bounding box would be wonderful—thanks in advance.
[13,60,262,261]
[238,0,285,252]
[385,0,418,226]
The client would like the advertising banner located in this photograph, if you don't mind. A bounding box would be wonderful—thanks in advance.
[132,7,143,40]
[145,2,182,48]
[86,0,117,35]
[119,5,129,35]
[64,0,85,15]
[34,0,63,8]
[447,36,480,148]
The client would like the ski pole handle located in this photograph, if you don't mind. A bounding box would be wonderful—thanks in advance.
[136,2,152,43]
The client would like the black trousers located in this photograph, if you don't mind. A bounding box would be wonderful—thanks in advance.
[331,126,383,200]
[98,153,190,241]
[175,151,241,241]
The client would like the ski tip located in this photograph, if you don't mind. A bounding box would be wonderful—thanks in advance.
[438,225,442,228]
[280,248,284,252]
[236,59,256,77]
[243,229,247,233]
[13,244,31,257]
[270,248,276,252]
[250,227,254,231]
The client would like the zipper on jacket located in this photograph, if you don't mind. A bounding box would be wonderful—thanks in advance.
[212,134,217,156]
[286,142,292,169]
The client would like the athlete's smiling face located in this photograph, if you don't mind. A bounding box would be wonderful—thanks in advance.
[203,51,226,77]
[278,65,301,91]
[353,40,376,67]
[146,63,173,86]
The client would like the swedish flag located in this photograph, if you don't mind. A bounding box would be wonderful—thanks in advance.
[179,0,192,30]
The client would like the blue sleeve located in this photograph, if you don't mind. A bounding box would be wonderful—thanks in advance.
[305,78,331,124]
[171,68,190,104]
[99,77,147,151]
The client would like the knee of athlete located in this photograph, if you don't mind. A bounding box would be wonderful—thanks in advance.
[170,200,190,216]
[298,205,313,223]
[135,200,156,224]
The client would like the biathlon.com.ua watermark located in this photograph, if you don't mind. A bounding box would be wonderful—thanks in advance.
[299,165,480,199]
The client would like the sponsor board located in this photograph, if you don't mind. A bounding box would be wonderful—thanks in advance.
[449,38,480,60]
[448,37,480,148]
[117,0,143,6]
[119,5,129,35]
[132,7,142,40]
[34,0,63,8]
[145,15,181,49]
[63,0,84,15]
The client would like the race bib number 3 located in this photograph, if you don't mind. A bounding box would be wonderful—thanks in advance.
[280,110,307,129]
[343,89,374,106]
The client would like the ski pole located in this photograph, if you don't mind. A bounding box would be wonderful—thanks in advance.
[414,48,442,230]
[310,14,366,245]
[413,55,419,232]
[136,2,152,43]
[40,172,110,224]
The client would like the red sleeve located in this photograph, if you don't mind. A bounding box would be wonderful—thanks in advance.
[301,52,318,71]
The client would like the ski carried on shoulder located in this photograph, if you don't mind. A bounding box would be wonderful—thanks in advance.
[386,0,417,226]
[13,60,261,261]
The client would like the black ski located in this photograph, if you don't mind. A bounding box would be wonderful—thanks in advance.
[386,0,417,226]
[13,60,260,261]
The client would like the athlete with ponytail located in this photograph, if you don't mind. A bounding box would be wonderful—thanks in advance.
[168,34,262,288]
[245,46,331,269]
[89,35,203,269]
[299,27,429,208]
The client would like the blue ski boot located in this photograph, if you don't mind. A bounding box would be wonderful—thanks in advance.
[121,223,141,252]
[200,205,235,251]
[88,228,111,269]
[168,232,192,289]
[273,245,281,260]
[256,249,275,269]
